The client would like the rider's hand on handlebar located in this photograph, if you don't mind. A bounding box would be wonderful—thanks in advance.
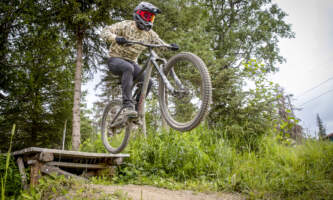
[169,43,179,51]
[115,37,128,45]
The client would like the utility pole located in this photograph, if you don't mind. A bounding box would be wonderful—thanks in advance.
[286,94,303,142]
[286,94,295,118]
[277,88,287,137]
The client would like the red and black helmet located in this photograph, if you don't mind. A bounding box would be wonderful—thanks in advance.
[133,2,161,31]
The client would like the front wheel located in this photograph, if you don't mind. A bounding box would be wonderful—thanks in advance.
[101,100,131,153]
[158,52,212,132]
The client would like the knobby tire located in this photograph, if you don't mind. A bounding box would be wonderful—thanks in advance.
[101,100,131,154]
[159,52,212,132]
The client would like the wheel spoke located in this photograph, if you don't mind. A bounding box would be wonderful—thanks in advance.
[165,59,202,123]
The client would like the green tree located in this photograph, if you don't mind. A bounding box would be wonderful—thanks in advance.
[94,0,214,128]
[0,1,75,151]
[202,0,294,70]
[48,0,130,150]
[316,114,326,139]
[94,1,293,144]
[0,0,30,96]
[201,0,294,121]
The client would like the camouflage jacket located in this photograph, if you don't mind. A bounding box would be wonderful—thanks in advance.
[101,20,168,62]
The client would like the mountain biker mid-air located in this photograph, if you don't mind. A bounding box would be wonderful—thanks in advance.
[101,2,179,118]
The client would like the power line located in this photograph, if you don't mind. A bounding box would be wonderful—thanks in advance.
[297,76,333,97]
[298,88,333,107]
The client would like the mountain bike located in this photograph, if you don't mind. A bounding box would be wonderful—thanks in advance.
[101,41,212,153]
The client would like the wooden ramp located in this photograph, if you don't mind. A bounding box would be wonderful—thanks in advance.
[11,147,129,188]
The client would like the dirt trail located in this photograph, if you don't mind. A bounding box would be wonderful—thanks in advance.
[91,184,244,200]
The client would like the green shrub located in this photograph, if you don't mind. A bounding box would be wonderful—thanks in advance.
[114,126,333,199]
[0,124,22,199]
[227,137,333,199]
[79,134,108,153]
[0,156,22,198]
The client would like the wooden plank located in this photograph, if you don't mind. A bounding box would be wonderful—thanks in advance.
[11,147,130,158]
[16,157,28,190]
[46,161,107,169]
[41,165,86,180]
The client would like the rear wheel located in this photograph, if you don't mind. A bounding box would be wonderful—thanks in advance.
[101,100,131,153]
[158,52,212,132]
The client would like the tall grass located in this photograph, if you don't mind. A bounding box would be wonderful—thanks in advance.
[1,124,16,200]
[112,126,333,199]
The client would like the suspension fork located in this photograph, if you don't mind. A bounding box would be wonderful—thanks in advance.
[152,58,186,94]
[170,68,185,90]
[151,59,177,93]
[136,50,186,114]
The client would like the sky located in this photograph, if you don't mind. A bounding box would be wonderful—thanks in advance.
[83,0,333,136]
[271,0,333,136]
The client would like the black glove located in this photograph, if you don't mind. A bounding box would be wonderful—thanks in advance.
[115,36,128,45]
[169,43,179,51]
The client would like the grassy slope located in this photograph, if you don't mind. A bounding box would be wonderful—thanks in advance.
[111,126,333,200]
[2,126,333,199]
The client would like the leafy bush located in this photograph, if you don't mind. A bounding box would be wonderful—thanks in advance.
[115,126,333,199]
[79,134,107,153]
[4,124,332,199]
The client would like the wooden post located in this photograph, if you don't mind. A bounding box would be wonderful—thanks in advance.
[29,159,42,186]
[16,157,28,190]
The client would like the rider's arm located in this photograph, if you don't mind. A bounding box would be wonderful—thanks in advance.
[100,22,124,43]
[150,31,168,46]
[150,31,179,51]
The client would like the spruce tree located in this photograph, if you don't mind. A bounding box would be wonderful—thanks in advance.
[0,1,75,150]
[316,114,326,139]
[49,0,132,150]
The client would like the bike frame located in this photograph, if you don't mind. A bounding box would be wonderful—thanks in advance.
[108,41,185,128]
[128,41,184,116]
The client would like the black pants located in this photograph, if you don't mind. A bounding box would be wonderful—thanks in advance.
[107,57,153,109]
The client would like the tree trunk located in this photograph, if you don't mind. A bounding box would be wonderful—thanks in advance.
[72,31,84,151]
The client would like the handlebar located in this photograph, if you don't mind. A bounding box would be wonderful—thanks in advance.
[126,40,173,49]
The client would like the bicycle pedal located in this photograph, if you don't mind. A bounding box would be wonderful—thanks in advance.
[127,115,138,119]
[110,118,126,128]
[132,118,142,126]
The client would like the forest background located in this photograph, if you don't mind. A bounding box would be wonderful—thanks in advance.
[0,0,332,199]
